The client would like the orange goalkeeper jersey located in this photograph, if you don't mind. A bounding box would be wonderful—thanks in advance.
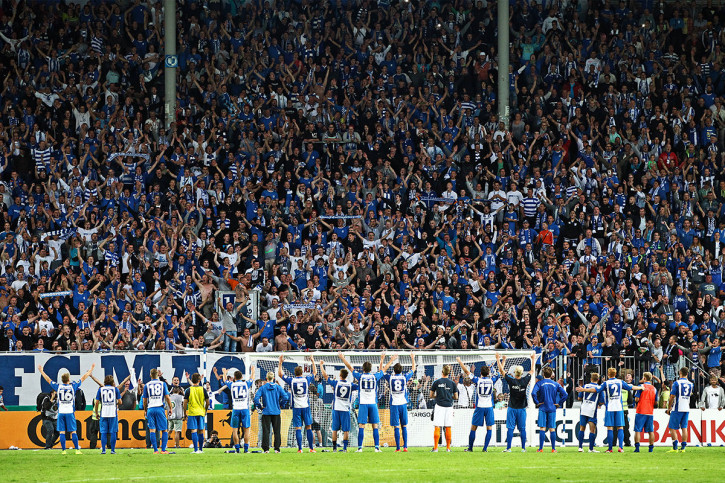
[635,383,657,415]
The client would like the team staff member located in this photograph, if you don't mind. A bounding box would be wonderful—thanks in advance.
[254,371,290,453]
[169,387,185,449]
[633,372,657,453]
[430,364,458,452]
[184,373,210,454]
[497,353,536,452]
[700,375,725,410]
[533,366,568,453]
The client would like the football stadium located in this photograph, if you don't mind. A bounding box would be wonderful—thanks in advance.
[0,0,725,480]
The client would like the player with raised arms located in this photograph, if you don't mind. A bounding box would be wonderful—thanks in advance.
[320,359,359,452]
[143,368,173,454]
[532,366,567,453]
[224,366,255,453]
[94,375,122,454]
[633,371,657,453]
[577,367,643,453]
[666,367,694,453]
[338,351,395,452]
[278,354,318,453]
[38,364,95,454]
[457,357,497,452]
[576,372,602,453]
[383,352,416,452]
[496,353,536,452]
[184,372,210,454]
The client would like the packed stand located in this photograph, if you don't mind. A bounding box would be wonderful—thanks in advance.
[0,0,723,400]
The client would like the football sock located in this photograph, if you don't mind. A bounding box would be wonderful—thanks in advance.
[635,442,640,452]
[394,427,401,450]
[506,428,513,450]
[469,430,476,451]
[306,429,314,449]
[244,443,249,453]
[607,430,613,451]
[161,432,168,451]
[617,429,624,449]
[101,432,107,452]
[296,429,303,450]
[190,432,197,452]
[649,444,654,452]
[484,429,492,451]
[672,440,678,450]
[358,428,364,448]
[521,429,527,449]
[433,427,440,450]
[110,433,117,452]
[151,432,159,452]
[550,431,556,450]
[445,427,452,450]
[681,441,687,450]
[59,433,66,451]
[589,434,595,451]
[578,430,584,449]
[402,427,408,448]
[373,428,380,448]
[333,440,338,451]
[235,443,241,452]
[343,439,348,451]
[71,433,79,450]
[539,430,545,450]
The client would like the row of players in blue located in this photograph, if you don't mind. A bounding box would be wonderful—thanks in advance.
[38,364,180,454]
[35,355,695,453]
[278,352,541,453]
[277,352,402,452]
[573,366,695,454]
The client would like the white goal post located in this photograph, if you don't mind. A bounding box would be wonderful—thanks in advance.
[229,350,536,448]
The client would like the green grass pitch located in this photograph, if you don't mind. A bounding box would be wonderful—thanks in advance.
[1,447,723,482]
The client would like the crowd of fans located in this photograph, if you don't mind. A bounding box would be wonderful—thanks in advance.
[0,0,723,397]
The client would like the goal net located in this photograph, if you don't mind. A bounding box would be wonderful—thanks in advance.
[238,350,535,449]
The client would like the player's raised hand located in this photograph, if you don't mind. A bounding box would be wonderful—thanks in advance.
[575,386,584,393]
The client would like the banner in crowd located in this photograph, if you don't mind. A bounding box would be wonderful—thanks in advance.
[214,289,260,321]
[0,352,251,406]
